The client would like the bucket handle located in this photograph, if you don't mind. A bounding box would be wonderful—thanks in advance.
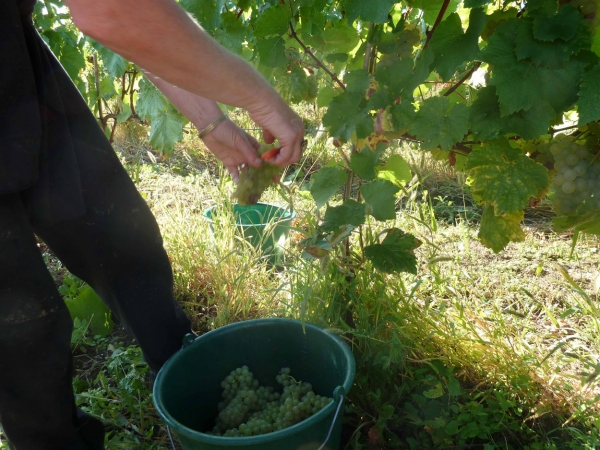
[165,382,346,450]
[317,385,345,450]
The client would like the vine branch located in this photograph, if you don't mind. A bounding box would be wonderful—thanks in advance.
[423,0,452,50]
[288,22,346,91]
[443,62,482,97]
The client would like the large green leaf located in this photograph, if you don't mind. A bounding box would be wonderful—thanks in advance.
[321,199,366,231]
[478,207,525,253]
[350,146,382,180]
[255,36,287,68]
[321,21,360,53]
[553,210,600,235]
[468,86,555,140]
[92,41,127,79]
[361,179,400,221]
[465,138,548,215]
[412,0,461,26]
[377,154,412,186]
[532,4,580,42]
[364,228,420,274]
[322,89,373,141]
[577,63,600,125]
[58,42,86,80]
[254,4,292,38]
[343,0,397,24]
[214,11,248,55]
[136,77,169,122]
[309,166,348,210]
[148,106,187,156]
[408,97,469,150]
[180,0,225,32]
[428,9,487,81]
[64,285,114,337]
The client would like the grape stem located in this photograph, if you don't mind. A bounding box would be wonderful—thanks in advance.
[423,0,453,50]
[443,62,482,97]
[288,22,347,92]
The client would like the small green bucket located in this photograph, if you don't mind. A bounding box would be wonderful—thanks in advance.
[203,203,295,265]
[153,318,356,450]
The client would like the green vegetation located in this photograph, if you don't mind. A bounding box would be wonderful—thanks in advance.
[2,1,599,449]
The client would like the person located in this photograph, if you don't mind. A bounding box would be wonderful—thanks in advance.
[0,0,305,448]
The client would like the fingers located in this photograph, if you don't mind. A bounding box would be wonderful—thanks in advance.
[262,129,275,144]
[226,165,240,183]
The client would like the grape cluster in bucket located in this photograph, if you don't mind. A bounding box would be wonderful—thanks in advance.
[208,366,332,437]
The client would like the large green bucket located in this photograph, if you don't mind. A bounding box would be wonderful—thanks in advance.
[153,318,355,450]
[203,203,295,265]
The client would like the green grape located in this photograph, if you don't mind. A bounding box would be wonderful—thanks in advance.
[548,132,600,215]
[232,143,283,206]
[207,366,333,437]
[569,0,600,29]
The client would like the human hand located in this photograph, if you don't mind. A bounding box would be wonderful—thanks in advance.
[200,119,262,182]
[247,93,305,167]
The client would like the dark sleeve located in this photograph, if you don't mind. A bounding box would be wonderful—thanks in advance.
[0,0,42,194]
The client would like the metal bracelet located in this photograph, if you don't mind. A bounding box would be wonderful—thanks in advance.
[198,114,228,139]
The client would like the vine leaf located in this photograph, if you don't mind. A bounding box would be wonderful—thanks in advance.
[389,101,416,131]
[412,0,461,26]
[91,41,127,79]
[469,86,555,141]
[361,180,400,221]
[484,18,587,116]
[255,36,286,68]
[215,11,248,55]
[321,199,366,231]
[342,0,397,24]
[374,58,418,99]
[515,17,591,68]
[254,4,292,38]
[321,21,360,53]
[466,138,548,215]
[408,97,469,150]
[532,4,580,42]
[428,8,487,81]
[180,0,224,32]
[148,106,186,156]
[322,89,373,141]
[350,146,383,180]
[364,228,420,274]
[465,0,493,6]
[136,77,169,122]
[478,207,525,253]
[377,155,412,187]
[576,63,600,125]
[309,166,348,210]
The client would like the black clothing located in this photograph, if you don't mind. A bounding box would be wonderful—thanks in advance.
[0,1,192,449]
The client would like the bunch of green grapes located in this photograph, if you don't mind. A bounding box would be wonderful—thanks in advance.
[550,134,600,215]
[303,74,318,102]
[208,366,333,437]
[568,0,600,29]
[232,143,283,206]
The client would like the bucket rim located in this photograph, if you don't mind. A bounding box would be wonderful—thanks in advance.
[202,202,296,228]
[152,318,356,445]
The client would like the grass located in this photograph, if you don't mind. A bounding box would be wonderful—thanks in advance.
[2,106,599,449]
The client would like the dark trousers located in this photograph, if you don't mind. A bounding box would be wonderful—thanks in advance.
[0,22,192,450]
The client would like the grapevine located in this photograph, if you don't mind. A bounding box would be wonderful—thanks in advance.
[208,366,333,437]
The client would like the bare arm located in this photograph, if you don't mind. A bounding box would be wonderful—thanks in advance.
[64,0,304,166]
[144,71,262,181]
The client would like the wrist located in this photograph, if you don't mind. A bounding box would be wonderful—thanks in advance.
[198,114,228,139]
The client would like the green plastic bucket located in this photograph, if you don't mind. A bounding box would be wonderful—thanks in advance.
[153,318,355,450]
[203,203,295,265]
